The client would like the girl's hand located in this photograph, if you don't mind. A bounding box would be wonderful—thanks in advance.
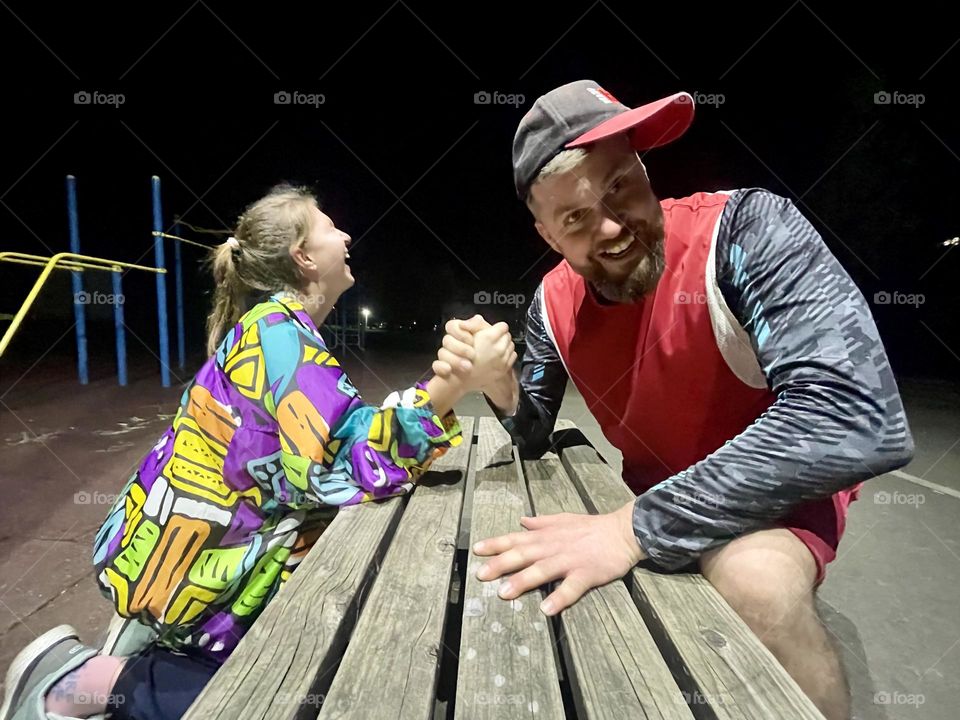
[433,315,487,381]
[433,315,516,392]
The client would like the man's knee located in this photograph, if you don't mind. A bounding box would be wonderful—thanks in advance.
[698,528,818,642]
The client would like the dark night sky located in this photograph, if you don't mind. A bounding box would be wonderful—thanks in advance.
[1,1,957,378]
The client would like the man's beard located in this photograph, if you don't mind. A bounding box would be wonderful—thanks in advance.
[589,225,666,304]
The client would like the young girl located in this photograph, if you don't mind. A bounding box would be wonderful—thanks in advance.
[1,185,516,720]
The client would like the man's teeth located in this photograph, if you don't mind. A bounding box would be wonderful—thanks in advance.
[603,238,635,256]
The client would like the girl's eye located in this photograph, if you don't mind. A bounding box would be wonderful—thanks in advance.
[566,209,585,226]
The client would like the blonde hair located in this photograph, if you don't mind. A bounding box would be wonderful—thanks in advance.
[526,148,589,211]
[538,148,589,179]
[205,184,317,355]
[525,148,648,212]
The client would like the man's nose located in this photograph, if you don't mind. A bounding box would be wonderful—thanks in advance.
[597,215,623,239]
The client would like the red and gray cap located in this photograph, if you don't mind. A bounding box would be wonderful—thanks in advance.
[512,80,695,199]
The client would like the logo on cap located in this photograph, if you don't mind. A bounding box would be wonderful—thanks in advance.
[586,86,619,104]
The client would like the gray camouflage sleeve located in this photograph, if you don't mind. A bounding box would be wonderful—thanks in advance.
[488,284,568,458]
[631,188,915,570]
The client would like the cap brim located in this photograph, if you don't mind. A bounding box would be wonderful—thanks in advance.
[565,91,694,151]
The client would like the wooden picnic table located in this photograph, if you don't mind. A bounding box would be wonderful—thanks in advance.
[184,416,826,720]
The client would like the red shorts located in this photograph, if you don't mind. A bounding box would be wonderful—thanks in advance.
[778,483,862,587]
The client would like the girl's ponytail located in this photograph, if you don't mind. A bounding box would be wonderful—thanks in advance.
[203,185,317,356]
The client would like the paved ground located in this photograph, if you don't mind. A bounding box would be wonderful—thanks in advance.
[1,345,957,719]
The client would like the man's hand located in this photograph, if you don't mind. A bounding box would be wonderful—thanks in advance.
[472,500,646,615]
[433,315,517,394]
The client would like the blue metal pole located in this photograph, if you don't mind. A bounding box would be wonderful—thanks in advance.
[151,176,170,387]
[65,175,88,384]
[173,218,185,370]
[112,269,127,386]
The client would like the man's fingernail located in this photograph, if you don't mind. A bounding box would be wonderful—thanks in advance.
[473,541,485,553]
[498,581,512,597]
[477,563,489,579]
[540,599,555,615]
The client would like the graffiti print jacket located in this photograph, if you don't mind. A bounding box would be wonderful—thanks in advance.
[93,292,461,660]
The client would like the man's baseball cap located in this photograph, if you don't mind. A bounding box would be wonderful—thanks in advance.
[513,80,695,199]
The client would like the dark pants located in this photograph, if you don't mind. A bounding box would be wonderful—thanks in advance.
[107,645,220,720]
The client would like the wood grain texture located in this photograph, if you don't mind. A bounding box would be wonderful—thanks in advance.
[184,480,408,719]
[523,455,694,720]
[455,418,564,720]
[557,440,826,720]
[318,417,475,720]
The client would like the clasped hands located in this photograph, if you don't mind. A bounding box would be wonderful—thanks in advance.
[431,314,517,396]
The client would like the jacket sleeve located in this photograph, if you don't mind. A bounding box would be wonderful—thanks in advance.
[258,315,462,507]
[489,284,569,458]
[631,189,915,570]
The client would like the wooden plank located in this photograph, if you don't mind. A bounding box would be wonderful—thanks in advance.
[456,422,479,551]
[457,408,516,550]
[183,483,408,719]
[319,416,475,720]
[556,440,826,720]
[455,417,565,720]
[523,455,694,720]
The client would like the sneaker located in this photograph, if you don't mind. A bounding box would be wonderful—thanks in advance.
[99,614,157,658]
[1,625,98,720]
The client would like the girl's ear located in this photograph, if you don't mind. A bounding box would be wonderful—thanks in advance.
[289,243,313,272]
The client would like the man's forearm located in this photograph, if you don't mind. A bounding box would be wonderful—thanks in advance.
[484,369,519,415]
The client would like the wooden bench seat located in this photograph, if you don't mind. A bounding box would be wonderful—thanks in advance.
[184,415,824,720]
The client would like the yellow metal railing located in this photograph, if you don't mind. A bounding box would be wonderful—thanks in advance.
[0,251,165,357]
[0,251,91,272]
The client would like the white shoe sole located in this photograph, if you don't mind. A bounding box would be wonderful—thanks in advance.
[0,624,78,720]
[100,615,127,656]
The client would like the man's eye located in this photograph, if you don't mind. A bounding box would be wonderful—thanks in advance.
[565,209,585,225]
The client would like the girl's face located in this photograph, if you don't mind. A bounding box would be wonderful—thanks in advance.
[293,205,354,297]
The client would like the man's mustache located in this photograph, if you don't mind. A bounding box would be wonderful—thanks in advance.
[593,224,660,257]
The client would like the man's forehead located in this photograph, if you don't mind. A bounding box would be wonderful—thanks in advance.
[537,150,639,216]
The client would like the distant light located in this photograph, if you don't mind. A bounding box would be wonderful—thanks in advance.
[943,237,959,247]
[361,307,371,319]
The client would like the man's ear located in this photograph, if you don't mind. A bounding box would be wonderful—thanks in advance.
[535,220,562,253]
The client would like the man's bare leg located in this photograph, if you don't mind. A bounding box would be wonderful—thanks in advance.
[699,528,850,720]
